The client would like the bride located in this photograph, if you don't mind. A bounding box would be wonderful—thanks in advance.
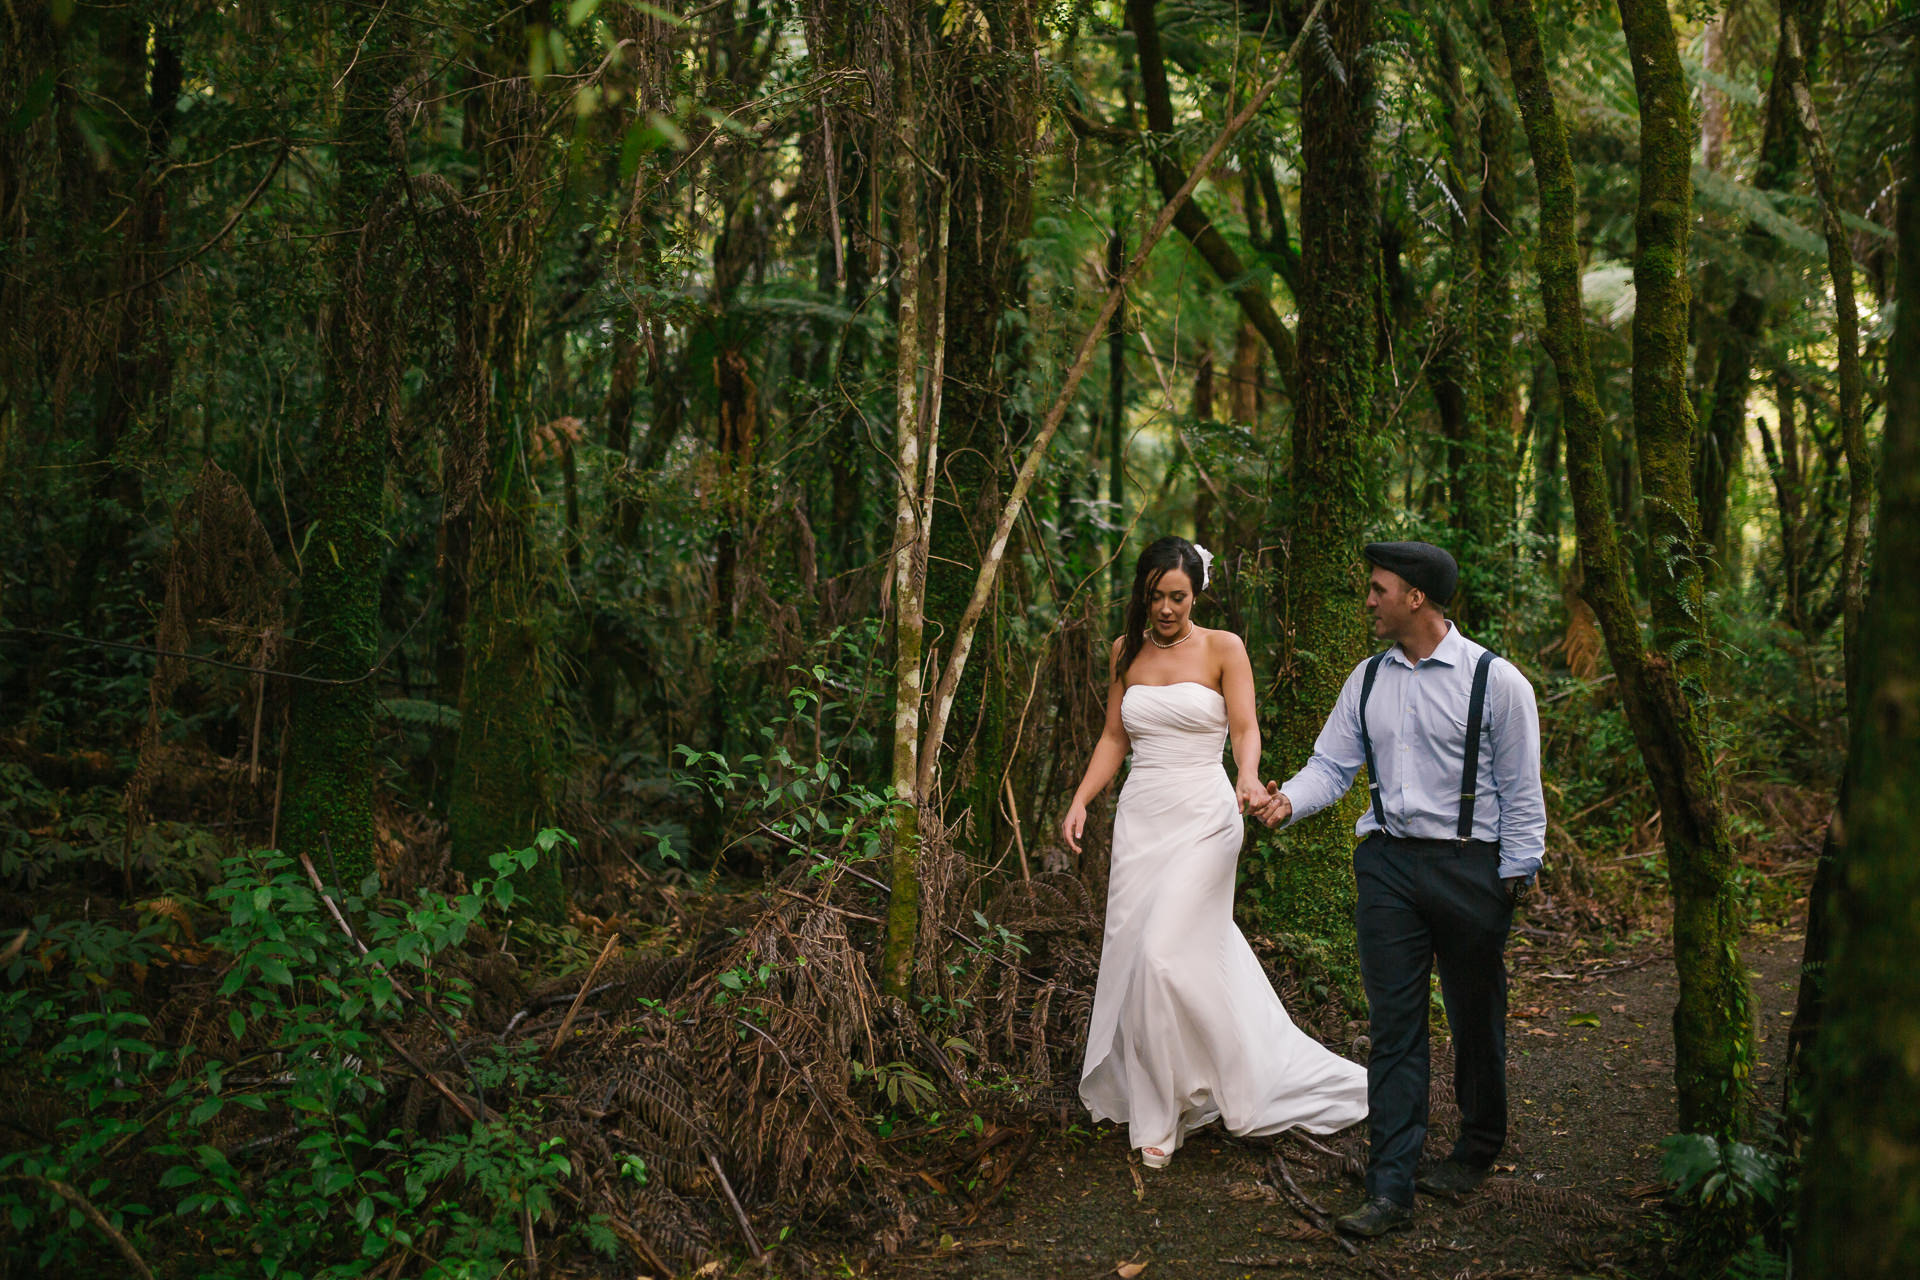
[1062,536,1368,1167]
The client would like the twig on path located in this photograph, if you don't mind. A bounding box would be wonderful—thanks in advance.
[707,1151,767,1263]
[0,1173,155,1280]
[543,932,620,1060]
[1289,1132,1365,1182]
[521,1206,539,1280]
[503,982,618,1036]
[1266,1154,1394,1280]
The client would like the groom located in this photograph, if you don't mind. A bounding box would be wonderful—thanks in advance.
[1264,541,1544,1237]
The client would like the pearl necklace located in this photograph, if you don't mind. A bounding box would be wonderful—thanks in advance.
[1146,622,1195,649]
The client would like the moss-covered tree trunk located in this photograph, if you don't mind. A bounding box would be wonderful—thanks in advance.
[281,9,406,887]
[1491,0,1753,1152]
[1795,58,1918,1272]
[1264,0,1378,963]
[1615,0,1754,1143]
[926,0,1037,857]
[446,17,561,919]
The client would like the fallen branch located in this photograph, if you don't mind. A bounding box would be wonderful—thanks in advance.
[0,1173,155,1280]
[544,933,620,1060]
[707,1151,766,1263]
[1267,1153,1392,1279]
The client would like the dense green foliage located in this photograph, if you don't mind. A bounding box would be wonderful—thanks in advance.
[0,0,1909,1273]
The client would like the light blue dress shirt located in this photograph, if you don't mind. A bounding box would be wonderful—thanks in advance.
[1279,623,1546,881]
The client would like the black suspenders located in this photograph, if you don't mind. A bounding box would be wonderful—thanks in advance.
[1358,652,1393,835]
[1358,646,1498,842]
[1458,650,1497,841]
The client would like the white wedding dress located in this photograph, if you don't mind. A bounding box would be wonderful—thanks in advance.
[1079,681,1368,1157]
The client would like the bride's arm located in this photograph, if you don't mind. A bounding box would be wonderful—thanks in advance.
[1062,639,1131,852]
[1218,632,1274,817]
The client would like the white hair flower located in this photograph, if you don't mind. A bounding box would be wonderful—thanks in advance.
[1193,542,1214,590]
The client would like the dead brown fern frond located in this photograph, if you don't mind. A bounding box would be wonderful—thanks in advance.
[1454,1177,1622,1228]
[126,461,288,829]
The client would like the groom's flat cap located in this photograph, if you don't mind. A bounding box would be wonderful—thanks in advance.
[1364,541,1458,605]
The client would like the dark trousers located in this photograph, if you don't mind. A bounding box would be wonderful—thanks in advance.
[1354,832,1514,1206]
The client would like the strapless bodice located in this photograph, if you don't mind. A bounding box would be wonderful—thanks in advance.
[1121,682,1230,771]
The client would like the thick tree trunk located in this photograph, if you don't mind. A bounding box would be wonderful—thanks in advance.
[66,16,179,626]
[1263,0,1378,965]
[281,11,405,887]
[447,23,562,919]
[1795,54,1920,1271]
[924,0,1038,858]
[1492,0,1754,1153]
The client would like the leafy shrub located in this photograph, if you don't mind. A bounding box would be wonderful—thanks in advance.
[0,835,597,1279]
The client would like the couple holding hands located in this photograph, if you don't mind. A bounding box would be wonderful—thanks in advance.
[1060,537,1544,1237]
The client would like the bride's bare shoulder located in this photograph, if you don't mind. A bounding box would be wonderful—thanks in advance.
[1201,627,1247,655]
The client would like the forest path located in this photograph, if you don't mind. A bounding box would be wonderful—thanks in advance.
[871,923,1805,1280]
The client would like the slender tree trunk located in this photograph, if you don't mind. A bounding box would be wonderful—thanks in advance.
[1126,0,1298,394]
[1264,0,1379,966]
[1108,219,1128,607]
[1492,0,1754,1156]
[1615,0,1755,1147]
[1695,0,1824,561]
[1786,16,1870,690]
[881,0,930,998]
[1796,55,1920,1271]
[1428,21,1499,632]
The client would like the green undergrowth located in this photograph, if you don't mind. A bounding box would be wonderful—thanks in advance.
[0,835,604,1279]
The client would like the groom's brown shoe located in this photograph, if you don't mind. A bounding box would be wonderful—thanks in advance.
[1335,1196,1413,1238]
[1416,1158,1490,1199]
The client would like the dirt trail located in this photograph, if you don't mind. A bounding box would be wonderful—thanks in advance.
[872,924,1804,1279]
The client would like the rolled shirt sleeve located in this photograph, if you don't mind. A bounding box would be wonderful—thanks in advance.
[1490,659,1546,881]
[1280,661,1368,825]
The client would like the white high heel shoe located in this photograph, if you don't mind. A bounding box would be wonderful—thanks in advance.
[1140,1146,1171,1169]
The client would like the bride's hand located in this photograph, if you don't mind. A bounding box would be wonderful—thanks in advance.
[1061,801,1088,853]
[1236,775,1271,818]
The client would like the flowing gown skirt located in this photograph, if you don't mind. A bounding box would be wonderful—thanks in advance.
[1078,682,1368,1155]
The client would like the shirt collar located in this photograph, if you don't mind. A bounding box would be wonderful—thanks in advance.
[1388,620,1466,669]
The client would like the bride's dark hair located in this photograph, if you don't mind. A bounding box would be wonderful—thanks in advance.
[1117,536,1207,677]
